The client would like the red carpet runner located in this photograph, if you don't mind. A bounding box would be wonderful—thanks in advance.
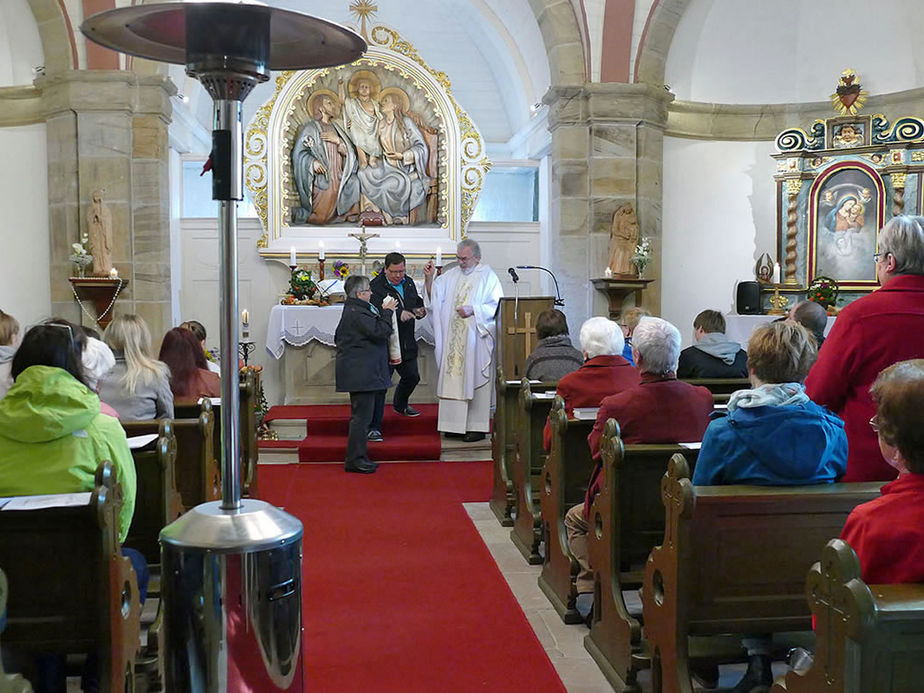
[258,461,565,692]
[262,404,443,463]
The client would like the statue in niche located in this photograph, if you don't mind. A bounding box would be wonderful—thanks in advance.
[86,189,113,276]
[291,90,360,225]
[607,203,639,276]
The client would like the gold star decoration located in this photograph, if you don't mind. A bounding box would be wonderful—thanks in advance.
[349,0,378,40]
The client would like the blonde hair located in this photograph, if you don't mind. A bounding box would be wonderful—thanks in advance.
[621,307,650,333]
[747,321,817,384]
[0,310,19,346]
[103,314,169,394]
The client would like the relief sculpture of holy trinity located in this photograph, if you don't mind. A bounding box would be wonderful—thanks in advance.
[289,67,441,227]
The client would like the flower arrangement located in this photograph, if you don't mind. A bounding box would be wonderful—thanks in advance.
[69,233,93,276]
[288,268,318,300]
[333,260,350,280]
[631,237,653,278]
[807,276,839,310]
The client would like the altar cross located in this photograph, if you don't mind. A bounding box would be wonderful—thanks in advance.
[506,310,538,357]
[349,229,380,276]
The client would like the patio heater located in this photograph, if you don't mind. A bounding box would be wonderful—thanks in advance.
[81,3,365,689]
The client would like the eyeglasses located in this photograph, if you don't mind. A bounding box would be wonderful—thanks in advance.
[873,251,891,262]
[869,415,880,433]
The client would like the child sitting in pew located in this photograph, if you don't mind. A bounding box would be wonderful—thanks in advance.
[840,359,924,584]
[692,320,848,693]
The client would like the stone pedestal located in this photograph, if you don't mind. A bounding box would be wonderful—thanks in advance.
[41,70,174,337]
[544,83,672,321]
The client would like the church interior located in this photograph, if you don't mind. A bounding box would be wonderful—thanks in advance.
[2,0,924,691]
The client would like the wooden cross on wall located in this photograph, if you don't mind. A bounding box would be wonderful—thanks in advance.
[506,310,538,356]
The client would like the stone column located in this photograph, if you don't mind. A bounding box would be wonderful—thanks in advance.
[41,70,174,338]
[544,82,672,322]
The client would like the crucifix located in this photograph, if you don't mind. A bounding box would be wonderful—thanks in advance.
[349,228,380,276]
[506,309,538,360]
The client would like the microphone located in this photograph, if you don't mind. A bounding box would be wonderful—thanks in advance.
[507,267,520,283]
[516,265,564,306]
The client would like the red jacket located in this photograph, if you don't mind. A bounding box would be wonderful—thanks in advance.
[583,375,713,517]
[805,274,924,482]
[542,354,639,451]
[840,473,924,584]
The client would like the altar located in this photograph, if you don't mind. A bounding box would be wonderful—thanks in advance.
[265,304,437,405]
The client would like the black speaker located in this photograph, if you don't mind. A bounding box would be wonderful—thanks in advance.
[736,281,762,315]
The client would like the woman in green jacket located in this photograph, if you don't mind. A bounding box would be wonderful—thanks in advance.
[0,321,137,543]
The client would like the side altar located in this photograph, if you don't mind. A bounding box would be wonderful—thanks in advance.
[265,304,437,405]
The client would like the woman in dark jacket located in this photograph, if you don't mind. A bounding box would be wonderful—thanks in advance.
[335,275,398,473]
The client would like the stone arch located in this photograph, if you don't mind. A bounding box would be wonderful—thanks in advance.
[634,0,691,87]
[26,0,76,73]
[528,0,586,86]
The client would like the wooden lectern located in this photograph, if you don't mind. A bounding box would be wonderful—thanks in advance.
[494,296,555,381]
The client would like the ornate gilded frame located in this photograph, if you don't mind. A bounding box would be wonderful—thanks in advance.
[245,22,490,258]
[773,112,924,291]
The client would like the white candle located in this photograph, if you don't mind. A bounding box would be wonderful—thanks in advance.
[289,246,297,266]
[109,267,119,279]
[772,262,781,284]
[436,247,442,266]
[604,266,613,278]
[241,309,249,325]
[318,241,325,261]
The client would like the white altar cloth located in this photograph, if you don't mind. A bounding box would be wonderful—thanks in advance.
[724,314,836,350]
[265,304,435,359]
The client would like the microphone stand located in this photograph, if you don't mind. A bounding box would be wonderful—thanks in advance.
[516,265,565,306]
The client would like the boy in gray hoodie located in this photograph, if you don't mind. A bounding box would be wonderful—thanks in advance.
[677,309,748,378]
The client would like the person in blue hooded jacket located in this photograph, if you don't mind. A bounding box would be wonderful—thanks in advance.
[692,319,846,692]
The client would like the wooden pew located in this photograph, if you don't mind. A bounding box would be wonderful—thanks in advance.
[123,420,184,567]
[772,538,924,693]
[510,379,558,564]
[239,368,260,498]
[0,461,141,692]
[537,395,597,623]
[680,378,749,404]
[642,456,882,693]
[490,366,520,527]
[584,420,701,692]
[125,400,219,512]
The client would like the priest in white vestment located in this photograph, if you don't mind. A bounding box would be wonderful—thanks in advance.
[424,239,503,441]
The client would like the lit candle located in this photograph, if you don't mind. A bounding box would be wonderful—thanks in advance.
[318,241,325,261]
[604,266,612,278]
[436,247,442,266]
[289,246,297,266]
[109,267,119,279]
[241,309,249,325]
[772,262,781,284]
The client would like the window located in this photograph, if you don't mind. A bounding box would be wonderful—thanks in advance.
[471,165,539,222]
[181,159,257,218]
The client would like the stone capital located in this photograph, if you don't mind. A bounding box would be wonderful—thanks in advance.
[38,70,176,123]
[543,82,673,131]
[0,85,44,127]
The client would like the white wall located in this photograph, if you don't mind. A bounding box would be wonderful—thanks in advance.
[0,0,43,86]
[0,124,50,327]
[660,137,777,347]
[666,0,924,103]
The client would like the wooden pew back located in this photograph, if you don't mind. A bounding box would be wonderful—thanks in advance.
[123,420,184,566]
[772,538,924,693]
[643,457,882,693]
[680,378,749,404]
[537,395,597,623]
[490,366,521,527]
[238,368,260,498]
[510,379,557,564]
[0,462,141,691]
[585,420,703,690]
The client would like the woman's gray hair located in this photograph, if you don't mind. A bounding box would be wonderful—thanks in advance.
[457,237,481,259]
[344,274,370,298]
[633,317,681,375]
[878,215,924,275]
[579,317,624,359]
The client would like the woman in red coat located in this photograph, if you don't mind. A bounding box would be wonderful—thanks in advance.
[840,359,924,584]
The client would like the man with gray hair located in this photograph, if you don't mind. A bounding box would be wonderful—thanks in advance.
[806,214,924,482]
[566,317,713,598]
[423,238,503,441]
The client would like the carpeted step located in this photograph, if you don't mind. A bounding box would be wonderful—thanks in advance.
[298,432,441,463]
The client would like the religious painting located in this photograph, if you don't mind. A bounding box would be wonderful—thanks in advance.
[288,65,442,227]
[808,162,884,284]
